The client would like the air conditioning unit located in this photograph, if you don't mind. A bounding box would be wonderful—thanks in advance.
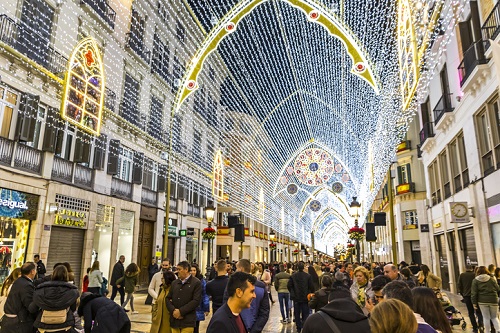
[174,79,181,87]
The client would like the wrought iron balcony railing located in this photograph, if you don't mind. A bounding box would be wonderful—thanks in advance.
[0,14,67,77]
[419,122,435,145]
[458,40,488,86]
[125,32,151,65]
[80,0,116,29]
[433,93,454,124]
[481,0,500,50]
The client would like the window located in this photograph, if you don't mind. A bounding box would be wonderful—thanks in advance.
[476,108,495,175]
[157,0,168,22]
[491,100,500,168]
[193,130,201,161]
[151,34,170,83]
[54,122,75,161]
[0,86,18,138]
[142,157,158,191]
[397,163,412,184]
[449,138,460,192]
[403,210,418,227]
[127,10,145,56]
[176,20,185,42]
[121,73,140,127]
[25,104,47,149]
[117,146,134,182]
[148,95,163,141]
[439,151,451,199]
[429,160,441,205]
[458,134,469,186]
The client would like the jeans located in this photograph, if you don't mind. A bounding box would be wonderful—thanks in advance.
[478,304,500,332]
[122,292,135,311]
[111,285,125,305]
[278,293,290,320]
[294,301,310,331]
[463,296,483,329]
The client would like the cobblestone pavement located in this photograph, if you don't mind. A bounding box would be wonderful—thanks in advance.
[125,289,480,333]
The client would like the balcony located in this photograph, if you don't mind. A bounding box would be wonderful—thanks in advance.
[74,164,94,190]
[419,122,435,145]
[0,137,14,166]
[481,1,500,50]
[458,40,488,87]
[125,33,151,65]
[396,140,411,153]
[52,156,73,183]
[396,182,415,195]
[433,93,454,125]
[104,87,117,112]
[187,203,194,215]
[80,0,116,29]
[111,178,133,200]
[14,143,43,174]
[141,188,158,206]
[193,205,200,217]
[169,198,178,211]
[0,14,67,77]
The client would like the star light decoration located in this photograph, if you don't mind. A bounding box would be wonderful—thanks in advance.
[0,0,467,255]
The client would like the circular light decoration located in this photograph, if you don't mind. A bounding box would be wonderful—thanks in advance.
[287,183,298,195]
[310,200,322,212]
[186,80,197,90]
[342,173,350,182]
[353,62,366,73]
[280,176,288,185]
[286,166,294,175]
[308,10,320,21]
[294,148,334,186]
[332,182,343,193]
[225,22,236,33]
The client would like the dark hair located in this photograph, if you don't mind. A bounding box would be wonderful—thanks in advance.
[383,281,413,308]
[227,272,257,297]
[53,262,63,270]
[371,275,391,292]
[321,274,333,288]
[191,263,203,279]
[177,261,190,271]
[162,258,171,264]
[308,266,318,280]
[163,271,176,287]
[237,259,251,273]
[412,287,452,333]
[297,262,305,271]
[400,267,412,279]
[52,265,69,282]
[279,264,285,272]
[495,267,500,279]
[216,259,227,272]
[125,263,139,274]
[34,254,40,259]
[420,264,430,277]
[21,262,36,275]
[328,286,351,301]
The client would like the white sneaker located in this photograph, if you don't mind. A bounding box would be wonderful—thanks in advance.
[131,311,139,314]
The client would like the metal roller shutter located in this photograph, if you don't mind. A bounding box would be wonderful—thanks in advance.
[46,227,85,288]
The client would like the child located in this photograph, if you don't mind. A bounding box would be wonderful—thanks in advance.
[116,262,140,314]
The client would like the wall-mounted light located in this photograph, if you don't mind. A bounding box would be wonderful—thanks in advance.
[48,203,59,214]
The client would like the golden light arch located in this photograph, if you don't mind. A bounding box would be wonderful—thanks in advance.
[174,0,380,113]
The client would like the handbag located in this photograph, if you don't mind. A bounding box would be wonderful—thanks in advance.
[41,308,69,325]
[318,310,341,333]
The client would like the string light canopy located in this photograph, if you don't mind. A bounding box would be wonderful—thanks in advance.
[0,0,466,255]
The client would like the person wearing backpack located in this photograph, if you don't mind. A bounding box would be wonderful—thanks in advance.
[30,265,80,333]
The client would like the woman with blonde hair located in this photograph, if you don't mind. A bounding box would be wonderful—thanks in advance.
[369,299,418,333]
[350,266,373,315]
[0,268,21,317]
[416,264,442,289]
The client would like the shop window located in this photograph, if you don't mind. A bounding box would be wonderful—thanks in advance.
[93,204,115,278]
[0,86,19,138]
[117,210,134,266]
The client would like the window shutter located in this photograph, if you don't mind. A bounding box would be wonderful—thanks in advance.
[397,166,403,185]
[74,132,91,164]
[406,163,412,183]
[42,107,59,152]
[16,93,39,142]
[157,164,166,192]
[107,139,120,175]
[93,134,107,170]
[132,151,144,184]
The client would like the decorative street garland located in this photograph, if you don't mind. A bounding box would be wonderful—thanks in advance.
[202,227,216,240]
[293,249,299,255]
[269,242,277,250]
[348,226,365,240]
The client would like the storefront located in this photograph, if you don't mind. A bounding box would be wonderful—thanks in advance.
[93,204,115,280]
[435,233,450,290]
[0,188,38,285]
[47,194,90,287]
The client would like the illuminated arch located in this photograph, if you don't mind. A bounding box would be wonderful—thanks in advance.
[174,0,379,113]
[212,150,224,200]
[61,37,104,136]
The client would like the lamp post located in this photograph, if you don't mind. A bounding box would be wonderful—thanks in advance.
[204,205,216,278]
[350,196,361,263]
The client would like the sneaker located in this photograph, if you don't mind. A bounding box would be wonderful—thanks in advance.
[131,311,139,314]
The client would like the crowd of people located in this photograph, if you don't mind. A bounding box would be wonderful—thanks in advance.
[0,255,498,333]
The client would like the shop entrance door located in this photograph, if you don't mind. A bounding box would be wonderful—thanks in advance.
[47,227,85,287]
[436,234,450,290]
[138,220,153,288]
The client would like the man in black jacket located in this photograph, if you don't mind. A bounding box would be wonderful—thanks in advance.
[207,272,256,333]
[34,254,46,279]
[458,265,483,333]
[1,262,38,333]
[288,261,314,333]
[110,255,125,305]
[206,259,229,314]
[166,261,202,332]
[78,293,131,333]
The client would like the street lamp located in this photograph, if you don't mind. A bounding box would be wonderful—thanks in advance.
[269,230,276,262]
[350,197,362,263]
[204,204,216,278]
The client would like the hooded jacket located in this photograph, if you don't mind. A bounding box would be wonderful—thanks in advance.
[471,274,500,305]
[301,297,370,333]
[116,271,139,294]
[30,280,79,330]
[78,293,130,333]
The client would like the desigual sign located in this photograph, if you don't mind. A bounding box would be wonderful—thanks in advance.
[0,188,39,220]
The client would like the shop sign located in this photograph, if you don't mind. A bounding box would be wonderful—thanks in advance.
[55,208,88,229]
[0,188,39,220]
[420,224,429,232]
[179,229,187,237]
[168,226,178,237]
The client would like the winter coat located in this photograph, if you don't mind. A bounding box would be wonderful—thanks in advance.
[88,270,103,288]
[150,284,171,333]
[110,261,124,286]
[116,271,139,294]
[350,281,373,315]
[1,275,37,333]
[414,312,439,333]
[416,271,442,289]
[458,271,476,296]
[288,271,314,302]
[78,294,130,333]
[302,297,370,333]
[274,272,291,293]
[206,275,229,314]
[308,288,331,312]
[30,280,79,330]
[165,275,202,328]
[471,274,500,305]
[148,271,164,305]
[36,261,46,279]
[195,278,210,322]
